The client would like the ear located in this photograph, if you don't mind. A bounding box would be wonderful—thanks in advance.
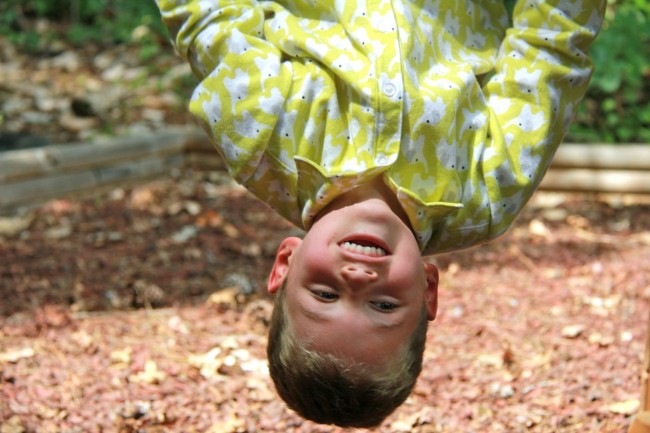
[423,262,439,321]
[267,237,302,294]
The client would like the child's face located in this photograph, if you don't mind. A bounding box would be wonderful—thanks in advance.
[268,197,438,367]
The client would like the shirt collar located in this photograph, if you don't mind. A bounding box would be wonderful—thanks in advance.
[295,156,463,251]
[294,156,386,229]
[385,177,463,251]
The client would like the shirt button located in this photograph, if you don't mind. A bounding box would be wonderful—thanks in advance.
[382,82,397,97]
[377,156,388,165]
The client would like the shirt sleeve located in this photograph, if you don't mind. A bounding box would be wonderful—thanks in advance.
[478,0,606,240]
[156,0,294,182]
[158,0,322,226]
[158,0,262,80]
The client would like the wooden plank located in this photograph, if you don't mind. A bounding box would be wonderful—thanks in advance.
[540,168,650,194]
[182,132,214,152]
[183,152,650,194]
[552,144,650,170]
[0,128,195,183]
[2,126,649,213]
[181,140,650,170]
[184,152,225,171]
[0,154,184,210]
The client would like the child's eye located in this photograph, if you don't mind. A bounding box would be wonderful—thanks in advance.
[372,301,398,311]
[311,290,338,301]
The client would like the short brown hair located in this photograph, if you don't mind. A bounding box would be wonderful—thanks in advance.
[267,282,428,428]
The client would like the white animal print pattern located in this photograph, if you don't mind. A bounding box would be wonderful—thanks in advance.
[158,0,605,254]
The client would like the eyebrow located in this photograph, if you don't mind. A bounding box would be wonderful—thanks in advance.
[376,317,404,329]
[298,302,405,329]
[298,303,330,323]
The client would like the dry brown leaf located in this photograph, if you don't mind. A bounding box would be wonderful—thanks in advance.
[189,347,223,379]
[207,414,246,433]
[0,347,35,363]
[222,222,240,238]
[110,347,133,365]
[217,354,242,376]
[0,213,34,237]
[71,330,94,349]
[529,218,551,238]
[195,210,225,228]
[607,400,639,415]
[206,287,242,310]
[0,415,26,433]
[561,324,585,339]
[129,360,166,384]
[588,332,615,347]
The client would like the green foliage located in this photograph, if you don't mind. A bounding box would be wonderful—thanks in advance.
[0,0,167,52]
[568,1,650,143]
[1,0,649,144]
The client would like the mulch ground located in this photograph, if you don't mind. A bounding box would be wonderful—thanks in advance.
[1,167,649,433]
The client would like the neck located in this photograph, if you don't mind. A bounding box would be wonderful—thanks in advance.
[315,176,413,230]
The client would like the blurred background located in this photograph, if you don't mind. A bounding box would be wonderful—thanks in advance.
[0,0,195,148]
[0,0,648,149]
[1,3,649,431]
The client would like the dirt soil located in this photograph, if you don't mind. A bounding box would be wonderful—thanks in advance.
[1,169,649,433]
[2,35,650,433]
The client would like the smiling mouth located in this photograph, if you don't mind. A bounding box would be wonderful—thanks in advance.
[340,240,388,257]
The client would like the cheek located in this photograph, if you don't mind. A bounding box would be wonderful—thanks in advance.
[389,262,426,292]
[301,247,334,275]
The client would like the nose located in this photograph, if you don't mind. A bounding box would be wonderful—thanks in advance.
[340,264,378,284]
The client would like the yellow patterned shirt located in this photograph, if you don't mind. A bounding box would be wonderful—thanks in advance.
[158,0,605,254]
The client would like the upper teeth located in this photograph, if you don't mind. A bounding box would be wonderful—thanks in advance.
[341,241,387,257]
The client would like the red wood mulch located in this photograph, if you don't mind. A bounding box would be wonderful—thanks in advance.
[1,169,649,433]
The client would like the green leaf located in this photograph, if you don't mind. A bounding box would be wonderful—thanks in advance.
[638,128,650,143]
[617,127,636,142]
[596,74,623,93]
[602,98,617,113]
[567,126,606,143]
[638,106,650,123]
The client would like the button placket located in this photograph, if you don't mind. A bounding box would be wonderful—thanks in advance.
[382,81,397,97]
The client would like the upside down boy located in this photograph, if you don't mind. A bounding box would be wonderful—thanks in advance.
[156,0,606,427]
